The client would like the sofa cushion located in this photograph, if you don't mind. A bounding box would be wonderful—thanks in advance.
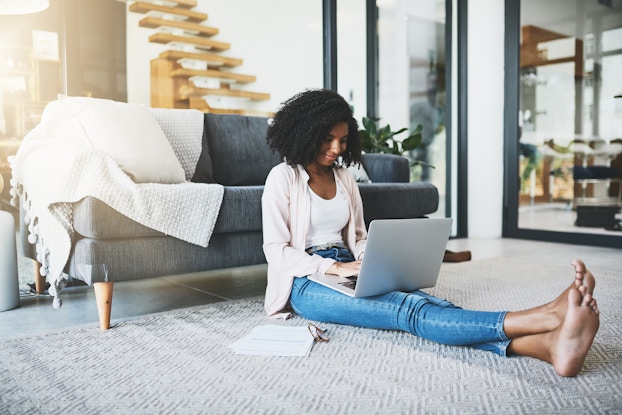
[212,186,264,233]
[57,95,186,184]
[73,197,162,239]
[73,186,266,239]
[149,108,204,181]
[190,127,214,183]
[203,113,282,185]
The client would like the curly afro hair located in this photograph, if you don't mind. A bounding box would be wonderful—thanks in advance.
[266,89,361,168]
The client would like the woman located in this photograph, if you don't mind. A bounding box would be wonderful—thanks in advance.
[261,89,600,377]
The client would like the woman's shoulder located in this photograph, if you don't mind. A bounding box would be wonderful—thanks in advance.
[268,162,295,178]
[269,161,291,173]
[335,166,358,186]
[266,162,303,184]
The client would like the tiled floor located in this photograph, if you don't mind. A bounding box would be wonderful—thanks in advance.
[1,237,619,341]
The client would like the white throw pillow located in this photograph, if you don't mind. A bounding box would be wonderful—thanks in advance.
[347,163,372,183]
[57,95,186,183]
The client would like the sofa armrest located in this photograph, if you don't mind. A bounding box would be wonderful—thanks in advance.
[360,153,410,183]
[358,182,439,226]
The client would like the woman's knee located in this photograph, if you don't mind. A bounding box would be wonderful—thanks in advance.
[408,290,458,309]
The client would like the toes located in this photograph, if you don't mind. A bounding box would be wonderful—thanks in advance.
[572,260,588,281]
[580,292,594,307]
[572,259,586,271]
[590,300,600,315]
[568,287,582,306]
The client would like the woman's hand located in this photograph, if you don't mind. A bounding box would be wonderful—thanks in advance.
[326,261,362,277]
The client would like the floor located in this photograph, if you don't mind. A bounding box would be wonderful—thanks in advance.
[518,201,622,235]
[1,237,619,341]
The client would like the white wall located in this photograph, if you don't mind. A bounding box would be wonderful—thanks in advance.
[467,0,505,238]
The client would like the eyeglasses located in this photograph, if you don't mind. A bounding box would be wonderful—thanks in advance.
[308,323,329,343]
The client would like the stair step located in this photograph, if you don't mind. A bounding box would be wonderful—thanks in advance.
[160,50,242,67]
[129,1,207,22]
[174,0,197,8]
[140,16,218,37]
[189,97,274,117]
[171,68,256,84]
[149,32,229,51]
[179,85,270,101]
[135,0,198,8]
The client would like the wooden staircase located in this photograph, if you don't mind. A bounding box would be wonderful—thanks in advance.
[130,1,207,22]
[129,0,271,116]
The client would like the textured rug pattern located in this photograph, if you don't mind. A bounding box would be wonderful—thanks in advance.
[1,258,621,415]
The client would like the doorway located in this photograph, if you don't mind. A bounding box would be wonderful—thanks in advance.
[505,0,622,248]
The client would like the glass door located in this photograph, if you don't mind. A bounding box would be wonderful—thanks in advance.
[377,0,451,220]
[506,0,622,248]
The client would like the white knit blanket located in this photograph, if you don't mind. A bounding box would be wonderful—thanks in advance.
[9,108,223,308]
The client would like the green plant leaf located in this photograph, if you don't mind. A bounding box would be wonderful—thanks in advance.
[358,130,373,152]
[392,127,408,135]
[362,117,377,136]
[402,132,423,151]
[378,125,391,142]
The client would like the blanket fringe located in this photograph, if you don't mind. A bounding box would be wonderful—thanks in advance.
[9,156,67,309]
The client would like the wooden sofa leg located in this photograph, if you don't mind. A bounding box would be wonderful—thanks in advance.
[33,261,46,294]
[93,282,113,330]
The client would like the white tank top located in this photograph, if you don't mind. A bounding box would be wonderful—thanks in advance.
[305,180,350,249]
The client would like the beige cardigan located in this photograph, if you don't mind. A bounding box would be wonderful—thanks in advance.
[262,163,367,318]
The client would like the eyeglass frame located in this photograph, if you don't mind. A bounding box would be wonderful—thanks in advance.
[307,323,329,343]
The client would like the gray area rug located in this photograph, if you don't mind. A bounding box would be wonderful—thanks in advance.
[1,258,621,415]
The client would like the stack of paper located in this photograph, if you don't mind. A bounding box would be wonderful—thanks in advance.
[229,325,315,357]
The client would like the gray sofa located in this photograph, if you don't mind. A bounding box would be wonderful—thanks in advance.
[21,112,439,326]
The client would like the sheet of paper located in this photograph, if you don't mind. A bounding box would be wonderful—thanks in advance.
[230,325,314,357]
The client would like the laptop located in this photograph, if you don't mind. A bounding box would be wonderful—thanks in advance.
[308,218,453,297]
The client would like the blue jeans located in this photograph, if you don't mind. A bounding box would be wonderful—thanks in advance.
[290,247,511,356]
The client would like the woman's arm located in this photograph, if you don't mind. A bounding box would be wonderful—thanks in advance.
[262,165,336,277]
[337,168,367,260]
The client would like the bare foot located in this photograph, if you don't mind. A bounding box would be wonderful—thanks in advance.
[572,259,596,296]
[549,287,600,377]
[504,261,598,337]
[540,259,597,330]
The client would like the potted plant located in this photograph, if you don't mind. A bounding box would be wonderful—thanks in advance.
[358,117,434,170]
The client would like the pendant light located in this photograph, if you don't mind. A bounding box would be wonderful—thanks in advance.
[0,0,50,15]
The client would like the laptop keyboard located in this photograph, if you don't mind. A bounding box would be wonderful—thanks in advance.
[339,276,358,290]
